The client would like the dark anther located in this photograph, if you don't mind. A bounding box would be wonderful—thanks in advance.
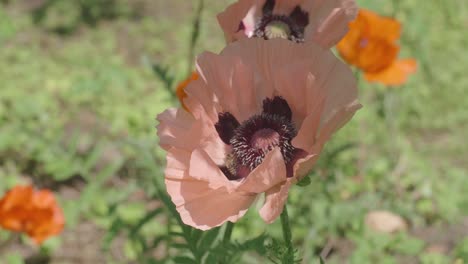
[262,0,276,15]
[262,96,292,121]
[289,6,309,28]
[215,112,240,145]
[237,21,246,32]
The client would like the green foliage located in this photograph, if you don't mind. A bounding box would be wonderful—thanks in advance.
[454,237,468,262]
[1,0,467,263]
[266,239,302,264]
[32,0,134,34]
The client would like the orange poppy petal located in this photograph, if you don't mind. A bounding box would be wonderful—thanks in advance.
[0,185,65,244]
[360,9,401,41]
[176,72,199,111]
[364,59,417,86]
[337,9,401,72]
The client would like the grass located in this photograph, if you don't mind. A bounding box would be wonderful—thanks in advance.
[0,0,467,263]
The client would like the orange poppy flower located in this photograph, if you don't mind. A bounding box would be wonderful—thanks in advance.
[176,72,199,110]
[337,9,417,86]
[0,185,65,244]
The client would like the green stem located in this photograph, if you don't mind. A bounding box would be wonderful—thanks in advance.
[223,222,234,244]
[280,205,294,263]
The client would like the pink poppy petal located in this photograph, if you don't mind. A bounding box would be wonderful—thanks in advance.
[217,0,256,42]
[318,55,359,130]
[238,148,287,194]
[184,78,219,123]
[272,62,312,123]
[293,151,321,180]
[318,101,362,143]
[165,147,191,181]
[197,51,262,122]
[157,108,202,151]
[291,97,325,152]
[242,6,258,37]
[231,58,259,122]
[197,52,260,122]
[166,178,256,230]
[189,148,234,191]
[199,135,230,166]
[273,0,304,15]
[259,179,292,223]
[304,0,358,48]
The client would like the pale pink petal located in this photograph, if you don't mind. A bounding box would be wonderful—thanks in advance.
[317,101,362,143]
[238,148,287,193]
[259,180,292,223]
[303,0,358,48]
[199,135,230,166]
[242,6,258,37]
[273,0,303,15]
[189,148,234,191]
[272,62,312,124]
[291,97,325,152]
[220,39,292,101]
[217,0,257,42]
[196,52,260,122]
[184,78,219,123]
[164,145,256,230]
[166,178,256,230]
[157,108,202,151]
[316,53,359,139]
[231,58,259,121]
[165,147,191,181]
[293,151,321,180]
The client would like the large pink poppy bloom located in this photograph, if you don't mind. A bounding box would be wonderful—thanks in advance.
[217,0,358,48]
[157,38,361,230]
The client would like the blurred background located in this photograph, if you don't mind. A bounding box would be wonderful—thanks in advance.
[0,0,467,263]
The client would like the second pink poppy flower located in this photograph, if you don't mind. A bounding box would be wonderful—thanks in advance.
[217,0,358,47]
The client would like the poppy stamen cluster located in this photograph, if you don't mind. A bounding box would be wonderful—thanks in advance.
[216,97,300,180]
[252,0,309,42]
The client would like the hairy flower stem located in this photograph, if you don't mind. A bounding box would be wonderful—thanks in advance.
[223,222,234,244]
[280,205,294,263]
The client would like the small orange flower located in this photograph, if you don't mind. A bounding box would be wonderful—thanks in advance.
[176,72,199,110]
[0,185,65,244]
[337,9,417,86]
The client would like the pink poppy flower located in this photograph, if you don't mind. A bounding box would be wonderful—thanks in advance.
[217,0,358,47]
[157,38,361,230]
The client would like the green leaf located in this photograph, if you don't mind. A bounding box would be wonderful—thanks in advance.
[173,256,197,264]
[172,243,190,249]
[198,227,221,250]
[297,175,312,187]
[117,202,147,224]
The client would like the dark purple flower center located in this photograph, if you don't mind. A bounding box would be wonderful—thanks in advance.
[215,96,307,180]
[253,0,309,43]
